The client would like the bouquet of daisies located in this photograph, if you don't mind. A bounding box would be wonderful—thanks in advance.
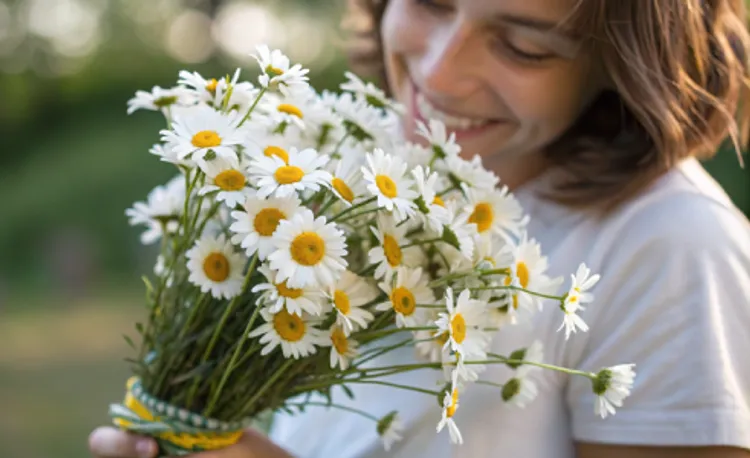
[112,45,636,455]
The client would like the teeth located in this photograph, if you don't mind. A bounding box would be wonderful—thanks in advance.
[416,93,490,130]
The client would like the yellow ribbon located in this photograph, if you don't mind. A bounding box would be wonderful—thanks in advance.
[115,377,243,451]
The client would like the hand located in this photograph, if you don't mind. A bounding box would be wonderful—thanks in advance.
[88,426,158,458]
[185,429,294,458]
[88,427,293,458]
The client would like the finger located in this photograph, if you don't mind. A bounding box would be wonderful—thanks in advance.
[88,427,158,458]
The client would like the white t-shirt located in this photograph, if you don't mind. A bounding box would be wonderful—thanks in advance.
[270,158,750,457]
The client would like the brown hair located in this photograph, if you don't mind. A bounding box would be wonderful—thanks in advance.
[344,0,750,210]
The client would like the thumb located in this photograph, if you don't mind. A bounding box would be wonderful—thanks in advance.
[88,426,158,458]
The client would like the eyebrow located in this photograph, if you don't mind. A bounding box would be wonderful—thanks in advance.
[489,13,577,39]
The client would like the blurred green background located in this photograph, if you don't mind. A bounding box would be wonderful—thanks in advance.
[0,0,748,457]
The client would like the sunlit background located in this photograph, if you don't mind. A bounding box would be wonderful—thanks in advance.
[0,0,748,456]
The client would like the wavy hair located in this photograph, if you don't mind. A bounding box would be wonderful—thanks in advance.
[345,0,750,210]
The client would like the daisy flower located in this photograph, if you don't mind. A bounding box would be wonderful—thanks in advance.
[392,141,433,170]
[126,175,185,245]
[377,411,403,452]
[445,155,499,191]
[436,370,463,445]
[368,214,421,280]
[435,288,490,359]
[417,119,461,161]
[149,143,195,168]
[376,267,434,328]
[361,148,418,221]
[333,92,393,144]
[197,156,252,208]
[180,69,261,115]
[340,71,405,114]
[415,319,450,363]
[229,195,301,260]
[244,126,303,164]
[559,263,600,339]
[501,235,564,319]
[268,209,348,288]
[440,199,477,261]
[252,44,310,96]
[251,265,324,316]
[501,376,539,408]
[325,325,359,370]
[327,270,378,335]
[126,85,194,115]
[161,105,246,164]
[248,307,326,359]
[185,234,247,299]
[412,165,449,233]
[248,147,332,199]
[448,352,486,384]
[511,340,544,378]
[592,364,636,419]
[464,184,528,242]
[258,91,313,132]
[329,156,366,206]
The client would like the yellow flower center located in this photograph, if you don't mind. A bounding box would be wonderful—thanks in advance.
[276,281,303,299]
[390,287,416,316]
[290,232,326,266]
[214,169,246,191]
[267,65,284,76]
[191,130,222,148]
[432,195,445,207]
[202,252,230,282]
[274,165,305,185]
[333,290,351,314]
[516,262,530,288]
[277,103,303,119]
[272,309,306,342]
[330,326,349,355]
[205,78,218,94]
[468,202,494,233]
[253,208,285,236]
[332,178,355,203]
[446,388,459,418]
[375,175,398,199]
[450,313,466,344]
[568,294,579,303]
[433,330,450,347]
[264,146,289,164]
[383,234,403,267]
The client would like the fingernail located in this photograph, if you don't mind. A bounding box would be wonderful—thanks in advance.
[136,439,156,458]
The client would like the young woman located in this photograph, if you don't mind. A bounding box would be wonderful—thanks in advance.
[89,0,750,456]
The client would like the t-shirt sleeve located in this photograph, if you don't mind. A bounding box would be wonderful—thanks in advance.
[566,195,750,449]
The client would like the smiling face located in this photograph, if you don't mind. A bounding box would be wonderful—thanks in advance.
[381,0,607,187]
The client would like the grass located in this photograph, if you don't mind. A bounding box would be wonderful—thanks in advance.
[0,292,145,458]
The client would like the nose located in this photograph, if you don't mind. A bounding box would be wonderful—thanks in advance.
[419,21,482,97]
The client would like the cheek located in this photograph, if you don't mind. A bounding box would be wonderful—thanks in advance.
[500,67,591,138]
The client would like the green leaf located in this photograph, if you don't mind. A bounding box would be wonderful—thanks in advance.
[170,362,214,385]
[123,334,137,350]
[341,384,355,400]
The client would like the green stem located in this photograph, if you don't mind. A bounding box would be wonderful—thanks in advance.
[353,326,437,340]
[329,196,377,222]
[239,359,295,414]
[437,186,457,197]
[285,401,378,422]
[400,238,443,249]
[186,256,258,407]
[238,87,268,127]
[336,207,380,223]
[476,380,506,389]
[203,255,260,417]
[488,354,596,379]
[317,195,338,216]
[353,338,413,367]
[471,286,563,301]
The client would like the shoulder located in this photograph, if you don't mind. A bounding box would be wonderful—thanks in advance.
[587,158,749,269]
